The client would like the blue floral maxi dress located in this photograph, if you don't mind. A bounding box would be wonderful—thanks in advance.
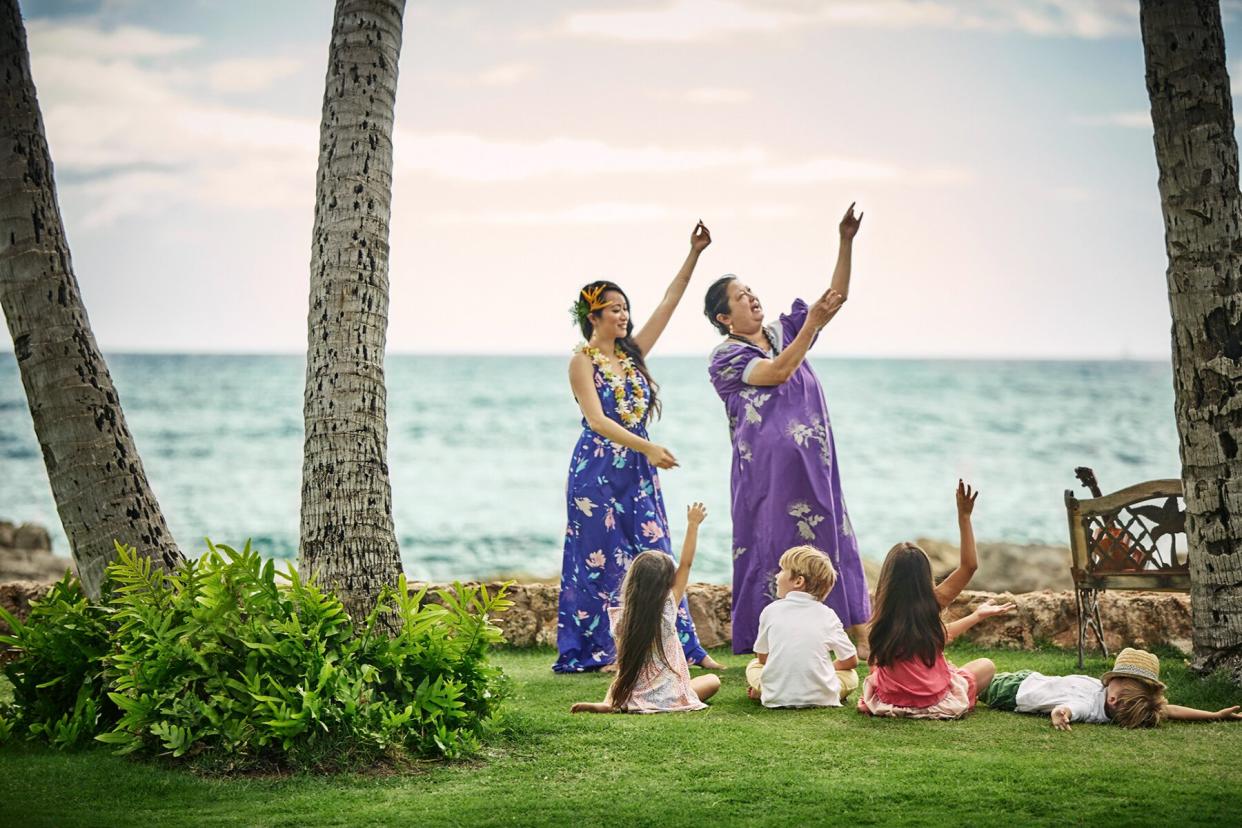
[554,349,708,672]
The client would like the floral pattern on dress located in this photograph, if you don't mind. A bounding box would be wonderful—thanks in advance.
[605,596,707,713]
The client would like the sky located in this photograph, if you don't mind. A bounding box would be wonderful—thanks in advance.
[12,0,1242,358]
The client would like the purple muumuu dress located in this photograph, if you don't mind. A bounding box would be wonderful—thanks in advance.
[709,299,871,653]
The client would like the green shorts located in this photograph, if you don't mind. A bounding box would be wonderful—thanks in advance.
[981,670,1034,711]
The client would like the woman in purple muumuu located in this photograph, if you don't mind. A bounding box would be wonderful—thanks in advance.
[704,204,870,654]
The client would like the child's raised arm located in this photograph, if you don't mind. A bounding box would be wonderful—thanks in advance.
[1163,704,1242,722]
[935,480,979,608]
[944,599,1014,643]
[672,503,707,605]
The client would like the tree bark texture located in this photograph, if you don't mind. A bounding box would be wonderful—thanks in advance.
[301,0,406,625]
[0,0,182,599]
[1141,0,1242,675]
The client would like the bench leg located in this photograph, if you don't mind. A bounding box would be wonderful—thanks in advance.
[1076,588,1086,669]
[1089,591,1108,660]
[1076,588,1109,668]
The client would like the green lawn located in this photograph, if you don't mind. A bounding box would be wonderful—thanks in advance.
[2,645,1241,827]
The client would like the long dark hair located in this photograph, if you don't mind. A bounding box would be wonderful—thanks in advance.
[577,280,661,421]
[609,551,675,710]
[703,274,736,335]
[867,542,946,669]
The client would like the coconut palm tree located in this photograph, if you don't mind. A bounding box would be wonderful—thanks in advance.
[0,0,182,598]
[300,0,406,624]
[1140,0,1242,676]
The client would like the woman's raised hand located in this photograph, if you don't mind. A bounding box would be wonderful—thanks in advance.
[956,479,979,518]
[690,220,712,253]
[644,444,679,469]
[808,288,846,330]
[839,202,863,240]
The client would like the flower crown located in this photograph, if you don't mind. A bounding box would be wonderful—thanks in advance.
[569,284,614,326]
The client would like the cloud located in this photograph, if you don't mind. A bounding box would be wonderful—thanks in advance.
[652,87,753,104]
[752,157,972,185]
[476,62,536,86]
[1074,110,1150,129]
[432,202,675,225]
[555,0,1137,43]
[394,133,766,181]
[205,57,304,94]
[429,201,802,225]
[26,18,200,58]
[22,16,970,228]
[755,157,900,182]
[1048,185,1092,202]
[563,0,801,42]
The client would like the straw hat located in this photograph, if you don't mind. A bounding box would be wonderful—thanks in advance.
[1100,647,1165,690]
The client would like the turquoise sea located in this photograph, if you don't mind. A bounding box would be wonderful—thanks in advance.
[0,354,1179,584]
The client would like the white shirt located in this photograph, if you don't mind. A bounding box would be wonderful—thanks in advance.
[754,591,856,708]
[1014,673,1110,724]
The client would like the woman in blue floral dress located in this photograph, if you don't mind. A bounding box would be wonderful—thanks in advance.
[554,222,723,673]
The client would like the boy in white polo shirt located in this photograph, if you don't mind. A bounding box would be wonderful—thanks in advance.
[746,545,859,708]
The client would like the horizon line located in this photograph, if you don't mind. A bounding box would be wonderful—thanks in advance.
[0,348,1173,363]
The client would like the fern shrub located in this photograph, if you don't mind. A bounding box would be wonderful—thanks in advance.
[0,541,512,771]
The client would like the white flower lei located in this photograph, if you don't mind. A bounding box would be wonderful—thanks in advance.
[581,344,648,427]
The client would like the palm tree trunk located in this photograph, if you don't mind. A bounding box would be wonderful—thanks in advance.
[301,0,406,625]
[1141,0,1242,676]
[0,0,182,598]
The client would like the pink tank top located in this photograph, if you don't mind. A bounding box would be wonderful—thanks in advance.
[869,651,951,708]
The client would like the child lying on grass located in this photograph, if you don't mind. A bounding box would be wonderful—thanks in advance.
[981,647,1242,730]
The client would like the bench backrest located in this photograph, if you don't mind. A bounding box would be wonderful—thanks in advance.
[1064,479,1190,592]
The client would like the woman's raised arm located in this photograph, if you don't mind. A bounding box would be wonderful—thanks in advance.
[632,222,711,357]
[744,288,844,386]
[829,203,862,301]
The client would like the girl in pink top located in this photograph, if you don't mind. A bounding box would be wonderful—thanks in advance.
[571,504,722,714]
[858,482,1014,719]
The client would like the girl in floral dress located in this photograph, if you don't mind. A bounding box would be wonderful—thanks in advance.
[554,222,723,673]
[571,504,722,712]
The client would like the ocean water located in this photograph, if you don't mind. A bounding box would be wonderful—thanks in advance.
[0,353,1179,584]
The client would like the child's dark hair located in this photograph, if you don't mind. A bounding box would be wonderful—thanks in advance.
[703,275,736,335]
[867,542,945,669]
[576,280,661,421]
[610,551,676,710]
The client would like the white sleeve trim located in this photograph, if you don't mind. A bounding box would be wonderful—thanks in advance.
[740,356,763,384]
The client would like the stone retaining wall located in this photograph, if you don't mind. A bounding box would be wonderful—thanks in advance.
[0,579,1192,653]
[483,582,1190,653]
[0,580,1187,655]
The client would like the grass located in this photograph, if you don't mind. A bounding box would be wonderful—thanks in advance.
[2,644,1241,827]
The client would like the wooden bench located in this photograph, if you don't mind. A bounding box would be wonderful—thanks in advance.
[1064,475,1189,667]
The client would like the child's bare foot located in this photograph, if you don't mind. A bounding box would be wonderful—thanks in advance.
[570,702,613,714]
[847,623,870,661]
[695,655,725,670]
[600,662,618,674]
[747,686,761,700]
